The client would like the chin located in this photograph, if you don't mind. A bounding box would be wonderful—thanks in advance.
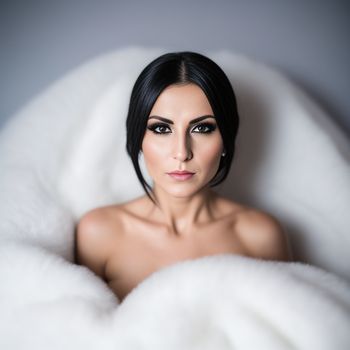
[163,183,207,199]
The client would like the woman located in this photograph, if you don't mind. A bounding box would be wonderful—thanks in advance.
[75,51,293,303]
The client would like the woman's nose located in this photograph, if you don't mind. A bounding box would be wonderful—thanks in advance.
[173,133,193,161]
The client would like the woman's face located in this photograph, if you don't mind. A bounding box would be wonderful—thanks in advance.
[141,83,224,198]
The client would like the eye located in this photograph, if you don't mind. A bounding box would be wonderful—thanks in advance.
[191,123,217,134]
[147,123,172,134]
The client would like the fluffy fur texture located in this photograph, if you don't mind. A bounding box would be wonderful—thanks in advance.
[0,47,349,349]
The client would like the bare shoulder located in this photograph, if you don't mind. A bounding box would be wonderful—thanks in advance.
[75,196,149,255]
[236,207,293,262]
[77,205,124,237]
[78,195,149,231]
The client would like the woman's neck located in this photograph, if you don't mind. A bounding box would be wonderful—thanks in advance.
[150,186,217,236]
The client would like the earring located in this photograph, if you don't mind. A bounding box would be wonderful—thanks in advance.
[221,151,226,157]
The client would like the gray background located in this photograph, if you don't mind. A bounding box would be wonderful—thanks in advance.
[1,0,349,136]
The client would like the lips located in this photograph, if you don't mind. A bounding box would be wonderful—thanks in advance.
[169,171,194,175]
[167,170,195,181]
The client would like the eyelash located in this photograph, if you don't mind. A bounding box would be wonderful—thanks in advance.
[147,123,217,135]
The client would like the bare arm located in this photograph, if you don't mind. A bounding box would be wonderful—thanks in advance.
[75,209,110,282]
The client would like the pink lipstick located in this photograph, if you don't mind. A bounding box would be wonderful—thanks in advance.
[167,170,195,181]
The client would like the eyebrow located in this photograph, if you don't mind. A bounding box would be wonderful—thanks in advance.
[148,115,215,125]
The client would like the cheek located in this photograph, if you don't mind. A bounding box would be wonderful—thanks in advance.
[141,135,166,174]
[193,135,223,170]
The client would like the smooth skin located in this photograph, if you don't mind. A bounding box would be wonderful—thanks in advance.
[75,84,293,303]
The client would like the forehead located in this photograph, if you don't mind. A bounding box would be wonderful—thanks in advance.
[149,83,213,118]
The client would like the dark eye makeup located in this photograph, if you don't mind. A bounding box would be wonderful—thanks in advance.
[147,123,172,134]
[147,122,217,135]
[191,122,217,133]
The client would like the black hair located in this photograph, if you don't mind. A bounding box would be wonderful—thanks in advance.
[126,51,240,202]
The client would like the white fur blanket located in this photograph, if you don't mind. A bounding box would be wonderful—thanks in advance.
[1,251,350,349]
[0,47,350,349]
